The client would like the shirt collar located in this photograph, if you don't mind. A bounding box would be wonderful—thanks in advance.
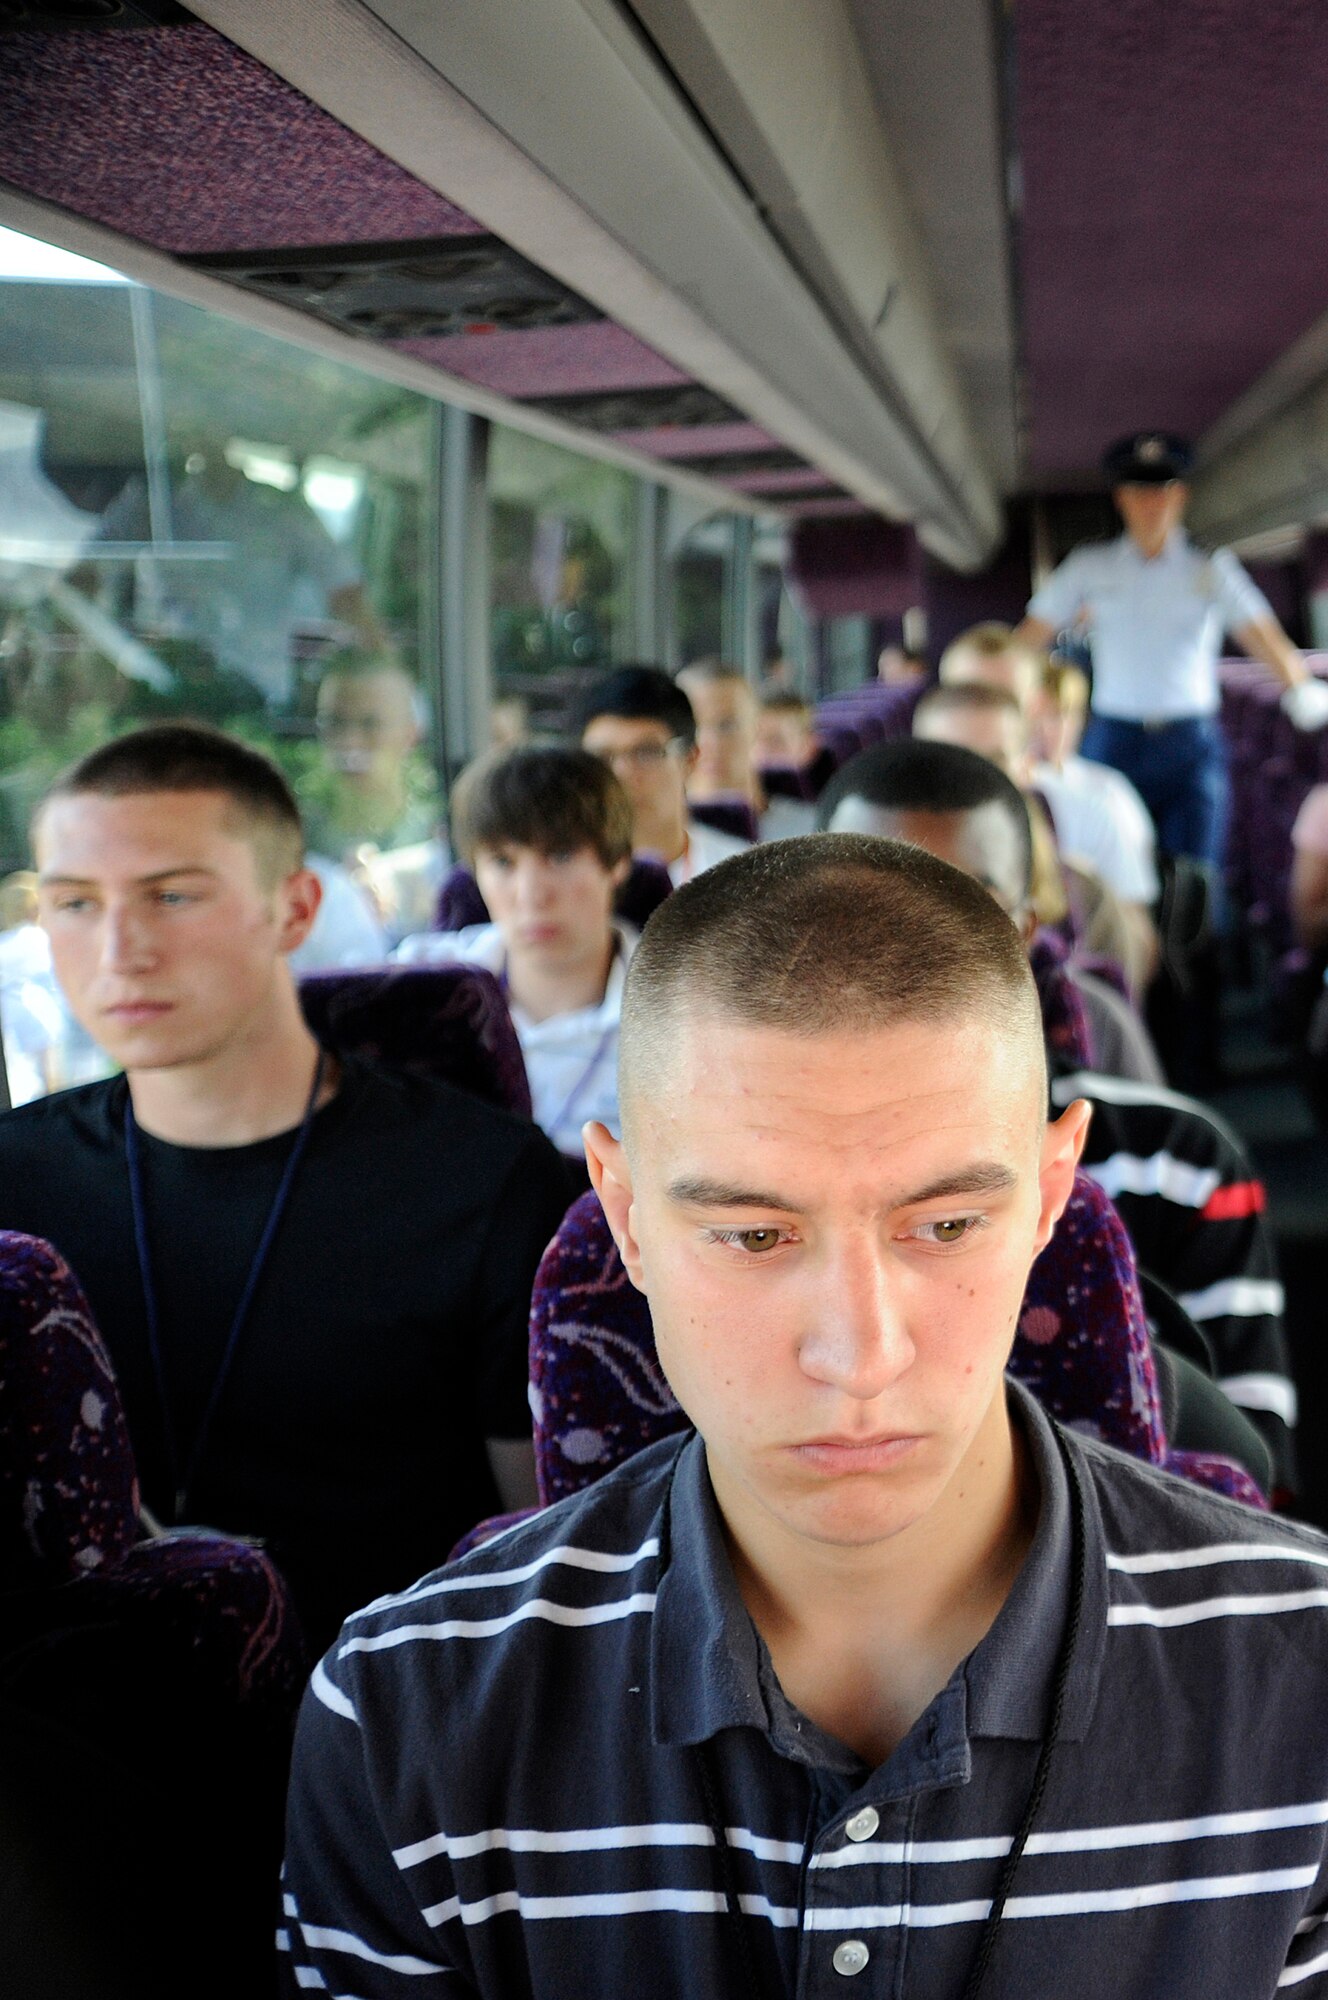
[1119,527,1187,568]
[507,923,637,1038]
[650,1380,1106,1756]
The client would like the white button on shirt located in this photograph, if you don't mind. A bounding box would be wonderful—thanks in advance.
[844,1806,879,1842]
[1027,532,1272,721]
[832,1939,871,1976]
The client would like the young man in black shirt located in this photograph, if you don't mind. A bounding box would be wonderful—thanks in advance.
[0,725,569,1652]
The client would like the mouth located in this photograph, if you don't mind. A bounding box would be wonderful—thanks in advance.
[103,1001,173,1025]
[517,924,562,945]
[788,1434,923,1474]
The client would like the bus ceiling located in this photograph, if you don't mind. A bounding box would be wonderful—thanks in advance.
[1,1,1327,562]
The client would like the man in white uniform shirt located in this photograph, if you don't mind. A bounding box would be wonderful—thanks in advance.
[1016,431,1328,866]
[1030,660,1159,908]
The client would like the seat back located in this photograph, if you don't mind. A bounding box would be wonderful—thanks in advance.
[0,1233,140,1586]
[0,1230,307,1700]
[1028,926,1095,1069]
[300,962,532,1117]
[690,798,760,844]
[529,1174,1264,1508]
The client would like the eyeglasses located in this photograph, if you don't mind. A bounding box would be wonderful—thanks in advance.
[593,737,688,772]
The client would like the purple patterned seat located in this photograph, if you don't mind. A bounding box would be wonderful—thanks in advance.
[434,861,492,933]
[527,1176,1267,1510]
[0,1230,306,1704]
[1028,926,1095,1069]
[690,798,761,844]
[300,962,532,1117]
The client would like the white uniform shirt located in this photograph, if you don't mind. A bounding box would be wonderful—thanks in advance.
[393,921,636,1157]
[666,816,750,887]
[1033,755,1160,904]
[1027,532,1272,720]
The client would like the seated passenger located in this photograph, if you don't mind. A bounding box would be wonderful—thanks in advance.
[912,688,1160,1056]
[1290,782,1328,957]
[876,639,931,685]
[754,685,838,798]
[284,836,1328,2000]
[305,651,448,943]
[940,627,1159,977]
[0,724,570,1654]
[575,663,751,883]
[1030,660,1161,914]
[819,740,1295,1492]
[677,658,817,839]
[396,747,634,1163]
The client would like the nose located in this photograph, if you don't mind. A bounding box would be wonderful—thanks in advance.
[100,902,157,975]
[512,857,556,912]
[797,1237,915,1401]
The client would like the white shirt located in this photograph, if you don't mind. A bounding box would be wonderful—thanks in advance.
[1033,755,1160,904]
[1027,531,1271,720]
[393,921,637,1158]
[290,857,389,973]
[667,817,751,887]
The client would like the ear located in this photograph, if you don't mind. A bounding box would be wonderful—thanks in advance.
[275,866,323,955]
[584,1121,646,1290]
[1015,903,1039,947]
[681,742,700,780]
[609,855,632,892]
[1032,1097,1092,1257]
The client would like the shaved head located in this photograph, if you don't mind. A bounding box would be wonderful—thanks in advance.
[619,833,1044,1140]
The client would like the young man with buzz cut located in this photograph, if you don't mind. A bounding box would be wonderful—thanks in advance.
[0,724,570,1655]
[283,837,1328,1999]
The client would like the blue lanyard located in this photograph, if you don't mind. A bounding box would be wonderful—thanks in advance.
[124,1049,327,1523]
[542,1020,617,1148]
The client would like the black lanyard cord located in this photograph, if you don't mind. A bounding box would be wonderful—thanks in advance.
[124,1048,327,1522]
[700,1418,1088,2000]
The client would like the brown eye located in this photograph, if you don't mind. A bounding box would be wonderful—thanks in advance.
[931,1219,971,1243]
[736,1228,782,1254]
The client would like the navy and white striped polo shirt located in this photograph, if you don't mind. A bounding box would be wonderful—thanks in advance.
[281,1384,1328,1998]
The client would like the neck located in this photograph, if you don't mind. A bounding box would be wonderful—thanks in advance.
[718,1391,1035,1766]
[507,933,615,1025]
[1130,525,1172,561]
[635,806,689,869]
[128,984,335,1147]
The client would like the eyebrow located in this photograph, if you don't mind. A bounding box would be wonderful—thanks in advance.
[667,1163,1019,1213]
[38,867,219,888]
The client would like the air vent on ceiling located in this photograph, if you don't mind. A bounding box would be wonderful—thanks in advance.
[0,0,192,27]
[185,236,600,342]
[670,448,806,479]
[749,482,844,502]
[524,383,741,433]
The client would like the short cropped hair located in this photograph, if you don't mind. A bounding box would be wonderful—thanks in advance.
[619,834,1041,1113]
[451,746,633,871]
[758,687,813,718]
[939,622,1043,697]
[1042,660,1091,711]
[677,657,746,689]
[36,723,304,882]
[915,681,1025,725]
[815,739,1035,902]
[572,665,697,749]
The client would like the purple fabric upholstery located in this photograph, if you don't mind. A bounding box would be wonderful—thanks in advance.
[0,1233,139,1585]
[528,1176,1266,1509]
[300,963,532,1118]
[690,799,761,844]
[0,1230,306,1704]
[434,863,493,934]
[615,858,674,932]
[1028,927,1096,1069]
[1219,658,1328,951]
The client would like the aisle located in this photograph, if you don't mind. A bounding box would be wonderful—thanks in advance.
[1208,994,1328,1529]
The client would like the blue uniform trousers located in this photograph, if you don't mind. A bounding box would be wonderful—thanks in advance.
[1081,714,1228,867]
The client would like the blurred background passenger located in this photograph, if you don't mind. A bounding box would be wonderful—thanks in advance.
[937,621,1043,709]
[753,686,836,798]
[0,867,110,1105]
[90,446,384,710]
[575,664,750,884]
[876,641,932,687]
[912,684,1152,1000]
[488,694,531,754]
[676,657,816,839]
[1031,660,1160,919]
[398,746,633,1166]
[306,651,440,860]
